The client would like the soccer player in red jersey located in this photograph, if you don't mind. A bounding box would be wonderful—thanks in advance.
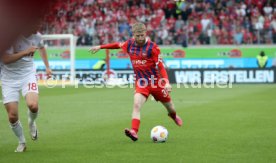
[89,22,182,141]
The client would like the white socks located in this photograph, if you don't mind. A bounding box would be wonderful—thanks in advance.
[28,110,38,125]
[10,120,26,144]
[10,110,38,144]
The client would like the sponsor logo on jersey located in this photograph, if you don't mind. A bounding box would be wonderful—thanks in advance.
[132,60,147,65]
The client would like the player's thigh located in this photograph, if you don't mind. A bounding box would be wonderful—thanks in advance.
[4,102,19,118]
[1,81,21,104]
[134,93,148,103]
[22,73,39,97]
[133,93,147,109]
[135,85,150,99]
[150,87,171,103]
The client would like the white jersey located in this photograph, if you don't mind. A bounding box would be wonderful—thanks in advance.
[1,33,44,81]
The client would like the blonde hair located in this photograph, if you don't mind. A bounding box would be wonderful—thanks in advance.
[132,22,146,33]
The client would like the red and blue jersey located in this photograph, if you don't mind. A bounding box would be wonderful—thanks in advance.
[99,38,170,101]
[120,38,162,85]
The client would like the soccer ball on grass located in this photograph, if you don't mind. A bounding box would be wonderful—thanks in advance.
[150,125,168,143]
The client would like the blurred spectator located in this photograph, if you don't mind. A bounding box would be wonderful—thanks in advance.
[201,14,211,32]
[271,16,276,43]
[234,27,243,44]
[256,51,268,68]
[263,3,273,16]
[272,55,276,68]
[175,15,185,32]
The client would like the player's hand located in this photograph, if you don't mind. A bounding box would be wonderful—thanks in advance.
[165,83,172,93]
[24,46,38,56]
[89,46,101,54]
[45,67,52,79]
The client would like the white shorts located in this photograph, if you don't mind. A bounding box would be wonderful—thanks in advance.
[1,73,39,104]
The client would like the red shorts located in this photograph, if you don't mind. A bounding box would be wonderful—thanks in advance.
[135,84,171,103]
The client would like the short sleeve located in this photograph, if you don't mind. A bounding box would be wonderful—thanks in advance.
[5,46,14,55]
[35,33,44,48]
[120,40,130,53]
[37,39,44,49]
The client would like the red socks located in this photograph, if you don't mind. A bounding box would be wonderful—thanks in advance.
[132,119,140,133]
[169,112,176,119]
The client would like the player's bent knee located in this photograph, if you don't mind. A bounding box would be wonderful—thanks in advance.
[27,102,39,112]
[8,113,18,123]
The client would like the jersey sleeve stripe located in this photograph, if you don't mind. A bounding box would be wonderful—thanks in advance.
[136,70,142,79]
[145,70,152,78]
[142,42,147,54]
[140,70,149,80]
[147,42,154,58]
[127,39,132,53]
[136,45,141,56]
[150,68,157,77]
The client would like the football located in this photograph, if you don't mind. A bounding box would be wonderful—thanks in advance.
[150,125,168,143]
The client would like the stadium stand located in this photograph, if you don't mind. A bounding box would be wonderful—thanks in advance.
[42,0,276,46]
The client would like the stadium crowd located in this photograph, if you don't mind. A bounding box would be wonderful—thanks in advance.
[42,0,276,46]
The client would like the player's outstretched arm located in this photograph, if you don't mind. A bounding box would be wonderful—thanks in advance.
[89,43,122,54]
[39,47,52,79]
[1,46,38,64]
[89,45,101,54]
[157,61,172,93]
[152,44,172,92]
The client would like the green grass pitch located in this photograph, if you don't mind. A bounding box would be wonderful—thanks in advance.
[0,84,275,162]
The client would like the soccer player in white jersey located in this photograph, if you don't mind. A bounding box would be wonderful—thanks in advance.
[0,24,52,152]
